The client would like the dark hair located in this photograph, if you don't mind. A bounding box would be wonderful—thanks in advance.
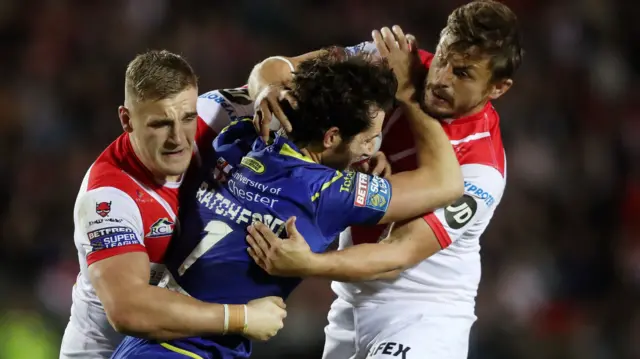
[125,50,197,101]
[283,51,397,146]
[443,0,523,80]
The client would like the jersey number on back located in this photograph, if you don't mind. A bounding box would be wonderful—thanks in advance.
[177,220,232,276]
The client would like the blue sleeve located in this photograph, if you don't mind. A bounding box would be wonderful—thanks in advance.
[212,118,258,167]
[344,41,379,57]
[314,170,391,237]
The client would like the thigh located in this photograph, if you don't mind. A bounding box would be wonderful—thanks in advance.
[322,298,357,359]
[365,317,473,359]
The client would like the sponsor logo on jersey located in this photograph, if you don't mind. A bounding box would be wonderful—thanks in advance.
[96,201,111,217]
[444,194,478,229]
[354,173,369,207]
[87,226,140,252]
[240,157,265,174]
[354,174,391,212]
[368,341,411,359]
[146,218,175,238]
[219,87,252,105]
[198,91,245,121]
[89,217,123,226]
[340,171,356,192]
[464,181,495,207]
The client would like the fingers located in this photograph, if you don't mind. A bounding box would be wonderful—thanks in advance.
[371,158,386,177]
[372,30,389,57]
[381,27,397,52]
[246,224,271,259]
[247,247,267,269]
[382,161,392,178]
[406,33,418,53]
[285,216,301,239]
[256,101,272,141]
[253,221,280,244]
[271,296,286,309]
[278,92,297,133]
[392,25,408,51]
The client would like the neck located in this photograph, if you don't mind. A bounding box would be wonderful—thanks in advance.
[300,148,322,164]
[457,99,489,119]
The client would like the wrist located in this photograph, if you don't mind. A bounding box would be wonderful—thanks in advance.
[396,86,417,104]
[304,253,329,277]
[222,304,248,335]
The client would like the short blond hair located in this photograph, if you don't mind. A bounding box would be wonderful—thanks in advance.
[125,50,197,102]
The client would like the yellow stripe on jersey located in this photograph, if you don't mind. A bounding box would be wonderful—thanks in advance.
[160,342,204,359]
[219,116,253,134]
[279,143,314,163]
[311,171,343,202]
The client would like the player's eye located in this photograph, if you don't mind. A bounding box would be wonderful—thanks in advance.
[453,68,471,78]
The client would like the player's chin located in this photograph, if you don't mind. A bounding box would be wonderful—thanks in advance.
[158,152,191,175]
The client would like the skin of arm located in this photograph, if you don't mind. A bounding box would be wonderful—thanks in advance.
[304,218,440,281]
[90,252,231,340]
[247,50,328,99]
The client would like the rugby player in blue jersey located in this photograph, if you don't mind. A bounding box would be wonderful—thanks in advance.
[112,33,462,359]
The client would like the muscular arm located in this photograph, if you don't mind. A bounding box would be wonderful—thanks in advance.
[379,100,463,224]
[247,50,333,99]
[305,218,439,281]
[90,252,230,341]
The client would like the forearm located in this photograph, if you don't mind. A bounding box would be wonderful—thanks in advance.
[306,243,407,282]
[247,57,294,99]
[247,50,328,98]
[398,99,459,176]
[109,285,240,341]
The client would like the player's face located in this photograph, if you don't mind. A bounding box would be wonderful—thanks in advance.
[324,109,385,171]
[121,87,198,181]
[423,33,505,120]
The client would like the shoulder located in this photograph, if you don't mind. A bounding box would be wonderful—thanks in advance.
[461,164,505,207]
[447,106,506,177]
[197,87,254,133]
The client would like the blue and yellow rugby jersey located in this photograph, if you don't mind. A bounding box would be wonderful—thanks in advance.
[112,119,392,359]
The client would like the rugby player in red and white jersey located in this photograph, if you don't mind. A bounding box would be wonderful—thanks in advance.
[60,51,286,359]
[245,1,523,358]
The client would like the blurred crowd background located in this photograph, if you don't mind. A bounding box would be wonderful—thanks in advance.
[0,0,638,358]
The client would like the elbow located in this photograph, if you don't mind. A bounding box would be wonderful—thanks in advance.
[104,299,153,337]
[446,178,465,205]
[105,301,138,335]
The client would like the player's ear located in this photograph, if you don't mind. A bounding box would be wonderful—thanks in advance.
[323,127,342,149]
[488,78,513,100]
[118,106,133,133]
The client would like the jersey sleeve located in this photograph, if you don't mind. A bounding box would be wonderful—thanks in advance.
[422,164,505,249]
[74,187,146,266]
[195,87,255,157]
[212,118,258,168]
[344,42,434,68]
[314,170,392,237]
[344,41,379,57]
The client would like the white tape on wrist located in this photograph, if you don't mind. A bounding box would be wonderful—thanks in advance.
[223,304,229,335]
[269,56,295,72]
[242,304,248,334]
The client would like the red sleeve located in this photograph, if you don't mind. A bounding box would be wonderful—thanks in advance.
[87,244,147,266]
[423,213,453,249]
[195,116,217,159]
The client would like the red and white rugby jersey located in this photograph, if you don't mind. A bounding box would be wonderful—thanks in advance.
[334,45,507,318]
[62,87,252,359]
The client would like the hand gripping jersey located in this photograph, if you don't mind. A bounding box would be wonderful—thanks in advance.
[60,88,252,359]
[333,42,507,319]
[112,120,393,359]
